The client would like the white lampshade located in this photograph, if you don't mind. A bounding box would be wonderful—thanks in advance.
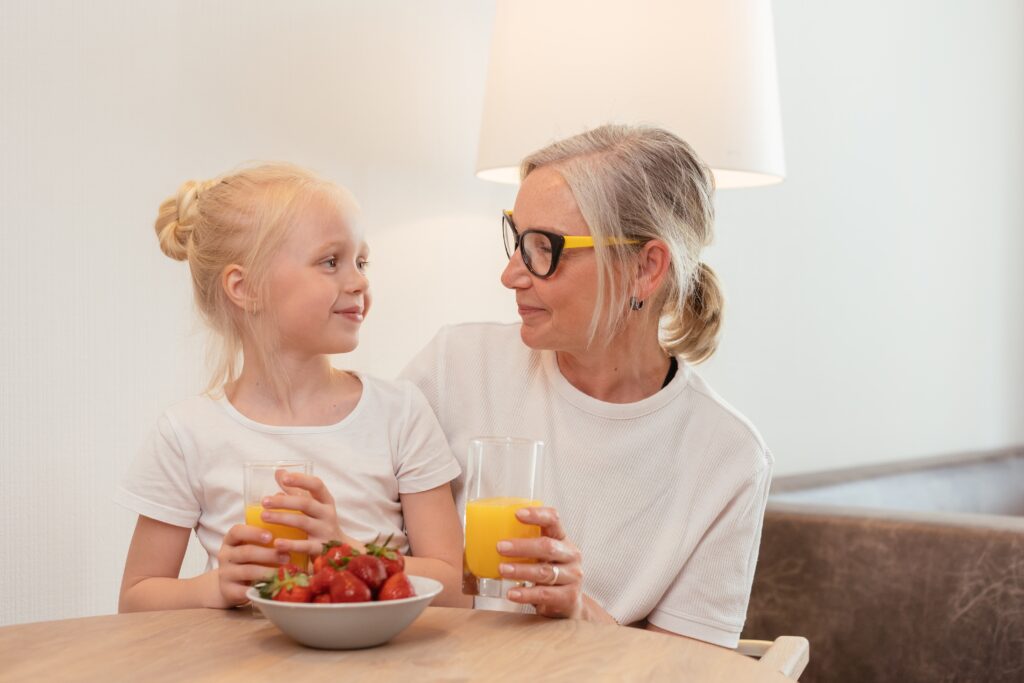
[476,0,785,188]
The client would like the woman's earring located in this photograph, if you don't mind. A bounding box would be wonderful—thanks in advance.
[629,296,644,311]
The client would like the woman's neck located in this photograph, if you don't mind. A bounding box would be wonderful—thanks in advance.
[554,324,672,404]
[225,346,361,426]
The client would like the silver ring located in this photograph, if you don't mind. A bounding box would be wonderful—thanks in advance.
[546,564,561,586]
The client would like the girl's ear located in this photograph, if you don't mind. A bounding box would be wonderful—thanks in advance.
[635,239,671,301]
[222,264,253,312]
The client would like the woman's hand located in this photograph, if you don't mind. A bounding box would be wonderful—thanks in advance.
[496,506,584,619]
[258,471,363,558]
[215,524,290,607]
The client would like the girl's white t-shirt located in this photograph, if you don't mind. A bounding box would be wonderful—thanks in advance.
[115,373,461,569]
[400,323,773,648]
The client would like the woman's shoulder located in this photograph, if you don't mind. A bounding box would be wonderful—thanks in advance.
[680,368,773,472]
[432,321,523,350]
[408,321,531,378]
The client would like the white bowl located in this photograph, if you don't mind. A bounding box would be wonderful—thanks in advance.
[246,575,443,650]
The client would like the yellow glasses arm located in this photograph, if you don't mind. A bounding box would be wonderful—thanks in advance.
[561,235,595,249]
[563,235,641,250]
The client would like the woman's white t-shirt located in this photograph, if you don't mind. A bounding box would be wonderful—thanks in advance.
[400,323,772,648]
[115,373,461,568]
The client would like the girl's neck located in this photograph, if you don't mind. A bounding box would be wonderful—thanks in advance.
[225,348,362,427]
[554,321,672,404]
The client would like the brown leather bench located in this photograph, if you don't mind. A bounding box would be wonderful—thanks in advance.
[741,446,1024,682]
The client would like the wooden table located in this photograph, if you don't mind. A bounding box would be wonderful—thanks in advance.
[0,607,792,682]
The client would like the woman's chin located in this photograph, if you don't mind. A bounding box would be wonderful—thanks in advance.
[518,321,553,351]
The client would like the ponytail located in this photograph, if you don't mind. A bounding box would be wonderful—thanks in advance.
[661,263,723,364]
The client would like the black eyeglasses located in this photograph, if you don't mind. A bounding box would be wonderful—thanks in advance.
[502,210,640,279]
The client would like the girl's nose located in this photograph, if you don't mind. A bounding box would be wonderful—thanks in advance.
[345,268,369,293]
[500,250,531,290]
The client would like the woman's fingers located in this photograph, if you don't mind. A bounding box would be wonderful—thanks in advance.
[505,584,581,618]
[499,561,577,585]
[515,506,566,540]
[496,536,578,564]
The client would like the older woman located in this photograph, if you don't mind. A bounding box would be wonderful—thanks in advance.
[401,124,771,648]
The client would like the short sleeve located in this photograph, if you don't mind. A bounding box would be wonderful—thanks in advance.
[113,413,201,528]
[646,458,772,648]
[392,382,461,494]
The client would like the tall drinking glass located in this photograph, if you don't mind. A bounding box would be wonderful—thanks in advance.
[243,460,313,569]
[462,437,544,598]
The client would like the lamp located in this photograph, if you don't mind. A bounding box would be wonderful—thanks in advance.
[476,0,785,188]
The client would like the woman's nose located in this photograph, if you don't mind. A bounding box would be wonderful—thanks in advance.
[500,249,531,290]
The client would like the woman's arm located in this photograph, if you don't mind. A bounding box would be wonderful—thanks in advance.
[400,483,472,608]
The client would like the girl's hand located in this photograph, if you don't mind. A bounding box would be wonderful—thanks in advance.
[496,506,584,619]
[259,471,364,558]
[215,524,291,607]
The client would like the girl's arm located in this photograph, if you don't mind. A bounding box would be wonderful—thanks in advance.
[119,515,284,612]
[119,515,215,612]
[400,483,472,608]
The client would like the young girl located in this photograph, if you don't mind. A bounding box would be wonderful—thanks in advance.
[116,163,468,610]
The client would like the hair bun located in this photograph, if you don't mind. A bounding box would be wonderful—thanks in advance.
[154,179,208,261]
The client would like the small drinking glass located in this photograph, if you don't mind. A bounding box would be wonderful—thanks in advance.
[243,460,313,569]
[462,437,544,598]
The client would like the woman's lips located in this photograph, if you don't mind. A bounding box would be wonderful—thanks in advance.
[517,305,546,318]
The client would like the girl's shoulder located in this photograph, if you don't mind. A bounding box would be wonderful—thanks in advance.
[159,393,225,424]
[348,371,427,414]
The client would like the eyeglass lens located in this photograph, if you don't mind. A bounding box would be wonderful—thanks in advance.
[503,214,557,278]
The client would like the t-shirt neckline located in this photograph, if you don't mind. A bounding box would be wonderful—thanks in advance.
[540,350,690,419]
[216,371,368,434]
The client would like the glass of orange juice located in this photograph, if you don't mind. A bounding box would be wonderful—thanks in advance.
[463,437,544,598]
[243,460,312,570]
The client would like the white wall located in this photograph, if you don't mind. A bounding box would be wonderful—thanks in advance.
[1,0,1021,626]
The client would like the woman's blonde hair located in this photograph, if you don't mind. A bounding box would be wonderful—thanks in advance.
[521,124,722,363]
[154,163,355,396]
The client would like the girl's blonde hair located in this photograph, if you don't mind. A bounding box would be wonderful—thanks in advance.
[154,163,355,396]
[521,124,722,363]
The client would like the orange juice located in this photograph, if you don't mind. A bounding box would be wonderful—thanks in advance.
[464,497,542,579]
[244,504,309,569]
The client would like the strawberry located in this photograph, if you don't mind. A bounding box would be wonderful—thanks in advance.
[346,555,387,592]
[329,569,372,603]
[254,565,312,603]
[366,534,405,577]
[309,565,338,596]
[313,540,357,573]
[277,564,303,580]
[378,571,416,601]
[275,582,312,602]
[313,593,332,603]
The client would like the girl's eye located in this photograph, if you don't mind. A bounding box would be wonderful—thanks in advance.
[357,259,370,272]
[324,257,338,268]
